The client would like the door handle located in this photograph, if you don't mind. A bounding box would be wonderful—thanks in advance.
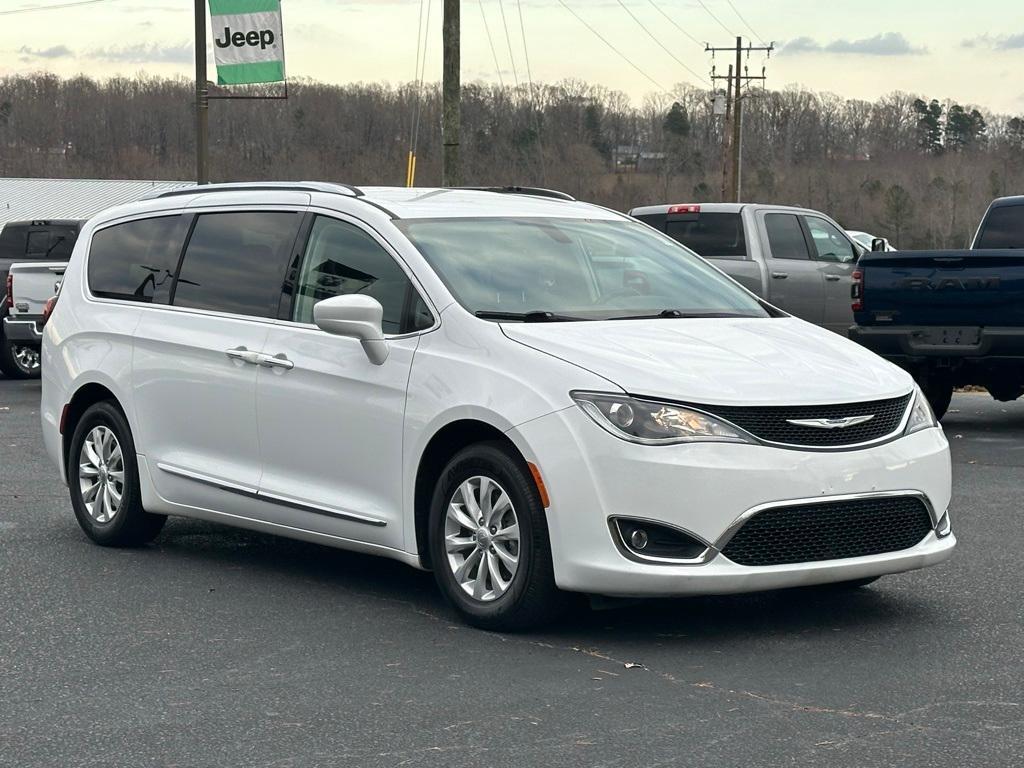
[824,274,842,281]
[225,346,262,365]
[259,353,294,370]
[771,272,788,279]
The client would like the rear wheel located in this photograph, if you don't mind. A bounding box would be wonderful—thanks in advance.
[68,401,165,546]
[428,442,565,631]
[0,332,41,378]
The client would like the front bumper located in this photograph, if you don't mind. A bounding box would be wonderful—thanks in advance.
[509,405,954,597]
[2,316,43,344]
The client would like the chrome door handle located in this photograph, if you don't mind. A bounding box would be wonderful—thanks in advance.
[824,274,842,281]
[771,272,788,279]
[259,353,294,370]
[225,346,262,365]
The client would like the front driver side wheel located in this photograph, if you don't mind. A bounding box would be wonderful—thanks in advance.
[428,441,565,631]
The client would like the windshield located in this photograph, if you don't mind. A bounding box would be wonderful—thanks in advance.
[395,217,769,321]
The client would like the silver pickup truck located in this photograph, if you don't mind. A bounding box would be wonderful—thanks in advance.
[629,203,863,336]
[1,219,81,377]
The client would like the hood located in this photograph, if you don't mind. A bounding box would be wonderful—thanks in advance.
[502,317,913,406]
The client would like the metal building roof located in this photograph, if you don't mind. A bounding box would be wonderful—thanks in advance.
[0,178,195,228]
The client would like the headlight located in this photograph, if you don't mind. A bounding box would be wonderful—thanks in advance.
[904,386,939,435]
[572,392,752,445]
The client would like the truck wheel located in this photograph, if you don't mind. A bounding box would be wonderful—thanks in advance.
[985,383,1024,403]
[0,333,41,379]
[919,377,953,420]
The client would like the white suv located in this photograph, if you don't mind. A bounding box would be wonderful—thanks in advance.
[40,183,955,630]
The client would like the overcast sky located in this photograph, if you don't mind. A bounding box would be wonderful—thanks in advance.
[2,0,1023,113]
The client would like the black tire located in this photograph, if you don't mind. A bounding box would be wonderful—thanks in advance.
[0,329,40,379]
[919,375,953,420]
[67,401,166,547]
[428,441,565,631]
[985,383,1024,403]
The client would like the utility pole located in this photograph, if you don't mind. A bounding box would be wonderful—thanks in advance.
[442,0,461,187]
[195,0,209,184]
[708,37,773,202]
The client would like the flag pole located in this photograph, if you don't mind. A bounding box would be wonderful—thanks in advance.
[195,0,209,184]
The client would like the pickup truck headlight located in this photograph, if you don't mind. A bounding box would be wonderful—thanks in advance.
[572,392,752,445]
[905,386,939,435]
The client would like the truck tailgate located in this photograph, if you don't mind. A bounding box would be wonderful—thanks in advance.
[857,250,1024,327]
[8,262,66,317]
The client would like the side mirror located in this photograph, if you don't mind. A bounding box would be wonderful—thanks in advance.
[871,237,887,252]
[313,294,389,365]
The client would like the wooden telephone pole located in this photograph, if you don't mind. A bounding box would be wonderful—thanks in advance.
[708,37,773,203]
[441,0,461,187]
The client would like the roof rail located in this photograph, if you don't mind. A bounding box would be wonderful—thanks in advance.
[144,181,364,200]
[457,186,576,202]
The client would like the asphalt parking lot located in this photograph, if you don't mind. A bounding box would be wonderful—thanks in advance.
[1,378,1022,768]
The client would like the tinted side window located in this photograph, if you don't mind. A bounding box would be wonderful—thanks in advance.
[666,213,746,258]
[765,214,810,260]
[89,216,188,304]
[975,204,1024,249]
[173,212,301,318]
[804,216,856,263]
[291,215,419,334]
[0,225,26,259]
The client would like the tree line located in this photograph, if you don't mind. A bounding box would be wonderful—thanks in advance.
[1,73,1022,249]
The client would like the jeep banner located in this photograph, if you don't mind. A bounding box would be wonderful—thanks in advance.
[209,0,286,85]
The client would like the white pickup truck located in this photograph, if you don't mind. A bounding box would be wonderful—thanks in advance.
[1,220,81,378]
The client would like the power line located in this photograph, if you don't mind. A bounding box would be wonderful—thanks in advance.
[696,0,734,37]
[496,0,521,88]
[646,0,706,48]
[615,0,709,87]
[723,0,766,46]
[478,0,504,88]
[0,0,124,15]
[515,0,534,90]
[555,0,669,94]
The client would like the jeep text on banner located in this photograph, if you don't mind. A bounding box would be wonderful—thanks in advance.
[209,0,286,85]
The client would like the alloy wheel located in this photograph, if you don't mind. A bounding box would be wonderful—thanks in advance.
[78,426,126,524]
[12,345,40,375]
[444,475,521,601]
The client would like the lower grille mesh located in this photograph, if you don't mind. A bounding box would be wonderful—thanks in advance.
[721,496,933,566]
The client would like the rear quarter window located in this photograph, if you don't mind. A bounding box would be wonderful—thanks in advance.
[0,225,27,260]
[89,216,189,303]
[975,204,1024,249]
[665,213,747,258]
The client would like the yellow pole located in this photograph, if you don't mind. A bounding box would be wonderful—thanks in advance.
[410,154,417,186]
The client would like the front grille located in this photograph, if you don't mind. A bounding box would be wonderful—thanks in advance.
[721,496,933,566]
[698,393,912,448]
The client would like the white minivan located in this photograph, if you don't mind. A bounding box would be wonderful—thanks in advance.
[41,183,955,630]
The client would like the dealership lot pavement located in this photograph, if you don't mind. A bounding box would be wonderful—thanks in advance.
[1,378,1021,767]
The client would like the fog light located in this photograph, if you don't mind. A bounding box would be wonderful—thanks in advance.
[611,517,709,562]
[629,528,649,550]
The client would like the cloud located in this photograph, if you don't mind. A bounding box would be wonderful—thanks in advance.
[17,44,73,59]
[782,32,926,56]
[86,42,192,64]
[962,33,1024,50]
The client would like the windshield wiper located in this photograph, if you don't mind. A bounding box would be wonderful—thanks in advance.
[474,310,591,322]
[605,310,759,320]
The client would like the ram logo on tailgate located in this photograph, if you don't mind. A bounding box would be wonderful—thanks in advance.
[901,277,1001,291]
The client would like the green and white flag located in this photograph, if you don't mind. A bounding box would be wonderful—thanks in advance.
[209,0,286,85]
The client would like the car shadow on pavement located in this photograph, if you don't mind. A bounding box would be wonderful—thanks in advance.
[149,517,941,642]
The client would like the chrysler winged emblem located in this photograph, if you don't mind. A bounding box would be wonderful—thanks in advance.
[786,415,875,429]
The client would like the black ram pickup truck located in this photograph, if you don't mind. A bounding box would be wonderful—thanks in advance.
[850,196,1024,418]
